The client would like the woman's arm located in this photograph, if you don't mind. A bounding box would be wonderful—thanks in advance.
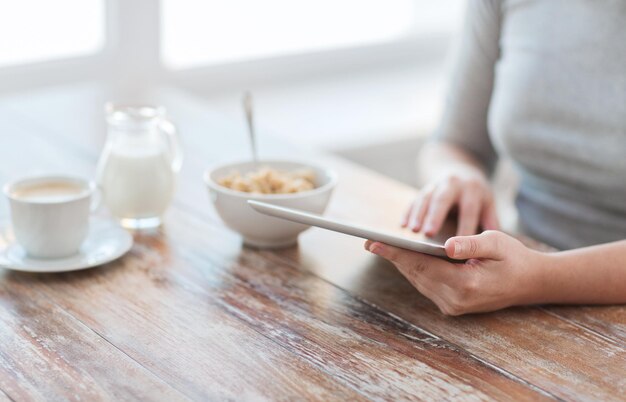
[528,240,626,305]
[405,0,503,237]
[365,232,626,315]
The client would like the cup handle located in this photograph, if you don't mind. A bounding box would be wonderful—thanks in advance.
[90,184,102,213]
[160,119,184,173]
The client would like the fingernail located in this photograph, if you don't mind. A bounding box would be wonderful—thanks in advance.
[453,240,463,257]
[370,244,384,255]
[424,223,433,233]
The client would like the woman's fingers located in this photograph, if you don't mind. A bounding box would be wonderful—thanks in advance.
[367,240,495,316]
[401,185,434,232]
[367,242,458,306]
[423,184,460,237]
[480,196,500,230]
[401,203,413,228]
[457,187,482,236]
[368,242,423,268]
[445,230,507,260]
[367,242,452,273]
[409,191,433,232]
[403,176,499,238]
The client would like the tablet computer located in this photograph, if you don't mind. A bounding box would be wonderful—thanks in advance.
[247,200,463,262]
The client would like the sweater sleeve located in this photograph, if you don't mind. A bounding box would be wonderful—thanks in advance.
[433,0,502,173]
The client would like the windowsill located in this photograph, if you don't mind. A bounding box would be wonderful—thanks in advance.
[180,59,448,152]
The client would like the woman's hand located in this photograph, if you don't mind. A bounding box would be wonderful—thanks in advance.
[365,231,547,315]
[402,168,499,237]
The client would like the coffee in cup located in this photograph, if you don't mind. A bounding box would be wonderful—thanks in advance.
[3,175,98,258]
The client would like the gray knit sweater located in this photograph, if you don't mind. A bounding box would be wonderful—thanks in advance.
[435,0,626,249]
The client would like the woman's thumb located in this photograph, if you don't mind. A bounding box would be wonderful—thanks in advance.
[445,231,505,260]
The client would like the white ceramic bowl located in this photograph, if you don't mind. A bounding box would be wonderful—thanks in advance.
[204,160,338,248]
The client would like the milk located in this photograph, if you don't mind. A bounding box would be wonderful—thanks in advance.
[98,147,175,220]
[98,103,182,228]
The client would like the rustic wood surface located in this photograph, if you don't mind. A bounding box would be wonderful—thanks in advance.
[0,84,624,401]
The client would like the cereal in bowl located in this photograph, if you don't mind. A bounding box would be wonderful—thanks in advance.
[218,166,316,194]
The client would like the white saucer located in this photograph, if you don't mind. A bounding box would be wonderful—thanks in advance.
[0,218,133,273]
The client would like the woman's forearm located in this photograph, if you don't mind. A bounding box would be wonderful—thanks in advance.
[417,141,487,186]
[526,240,626,305]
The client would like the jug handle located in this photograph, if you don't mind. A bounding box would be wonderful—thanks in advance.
[160,119,184,172]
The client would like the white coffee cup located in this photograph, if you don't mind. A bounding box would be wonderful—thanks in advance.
[3,175,99,259]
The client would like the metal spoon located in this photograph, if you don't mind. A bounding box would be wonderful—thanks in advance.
[242,91,258,164]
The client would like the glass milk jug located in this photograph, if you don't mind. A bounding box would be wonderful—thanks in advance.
[97,103,183,229]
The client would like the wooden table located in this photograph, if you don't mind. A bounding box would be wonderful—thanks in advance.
[0,85,624,401]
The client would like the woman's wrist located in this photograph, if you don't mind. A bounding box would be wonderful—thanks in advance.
[513,249,557,306]
[418,142,488,185]
[513,241,626,307]
[438,162,486,181]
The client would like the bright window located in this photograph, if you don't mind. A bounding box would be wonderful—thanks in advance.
[0,0,105,67]
[161,0,445,69]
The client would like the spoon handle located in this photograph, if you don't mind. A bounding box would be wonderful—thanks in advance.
[243,92,258,164]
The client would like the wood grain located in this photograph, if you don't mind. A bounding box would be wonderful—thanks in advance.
[0,279,188,402]
[263,161,626,401]
[165,106,626,400]
[0,89,547,400]
[0,389,12,402]
[170,208,550,401]
[543,305,626,346]
[1,257,365,401]
[170,113,626,400]
[1,84,625,400]
[0,107,369,400]
[250,156,626,400]
[0,121,546,400]
[3,212,547,401]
